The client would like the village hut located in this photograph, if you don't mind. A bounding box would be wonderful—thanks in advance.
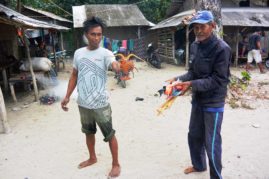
[72,4,154,58]
[151,0,269,67]
[0,4,69,133]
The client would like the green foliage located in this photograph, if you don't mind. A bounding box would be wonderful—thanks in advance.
[137,0,171,23]
[10,0,45,9]
[10,0,171,23]
[241,71,251,82]
[229,72,251,94]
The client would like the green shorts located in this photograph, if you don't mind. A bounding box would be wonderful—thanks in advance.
[78,104,115,142]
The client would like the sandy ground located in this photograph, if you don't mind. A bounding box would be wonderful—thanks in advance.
[1,60,269,179]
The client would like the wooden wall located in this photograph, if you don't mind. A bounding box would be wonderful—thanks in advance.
[157,28,175,64]
[0,23,18,59]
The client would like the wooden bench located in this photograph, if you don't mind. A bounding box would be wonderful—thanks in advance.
[8,73,34,103]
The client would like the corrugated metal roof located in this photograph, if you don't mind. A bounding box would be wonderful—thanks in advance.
[231,0,267,6]
[23,5,72,23]
[151,7,269,30]
[0,4,69,30]
[72,4,154,28]
[222,8,269,27]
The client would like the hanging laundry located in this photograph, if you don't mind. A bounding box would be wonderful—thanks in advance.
[122,40,127,49]
[103,37,107,48]
[128,39,134,51]
[112,40,119,52]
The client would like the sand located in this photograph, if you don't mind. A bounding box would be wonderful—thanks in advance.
[1,61,269,179]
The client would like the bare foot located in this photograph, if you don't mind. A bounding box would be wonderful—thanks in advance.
[108,165,121,178]
[184,166,205,174]
[77,158,97,169]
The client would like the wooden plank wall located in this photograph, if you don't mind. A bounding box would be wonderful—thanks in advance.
[157,29,175,64]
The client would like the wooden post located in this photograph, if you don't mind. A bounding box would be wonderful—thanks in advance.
[22,29,39,101]
[165,30,168,59]
[1,68,8,93]
[52,31,58,71]
[172,31,175,63]
[235,27,239,68]
[0,86,11,134]
[138,27,141,39]
[9,83,17,103]
[60,32,64,51]
[185,25,190,69]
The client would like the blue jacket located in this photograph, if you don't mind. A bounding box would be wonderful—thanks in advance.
[177,34,231,107]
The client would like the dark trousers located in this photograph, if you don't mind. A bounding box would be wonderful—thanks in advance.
[188,102,223,179]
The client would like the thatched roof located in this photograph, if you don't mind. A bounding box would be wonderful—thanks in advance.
[72,4,154,28]
[151,7,269,30]
[0,4,69,30]
[23,5,72,23]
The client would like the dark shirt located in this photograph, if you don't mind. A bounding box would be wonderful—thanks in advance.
[177,34,231,107]
[248,33,261,50]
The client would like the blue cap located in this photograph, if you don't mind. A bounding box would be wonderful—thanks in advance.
[189,10,214,24]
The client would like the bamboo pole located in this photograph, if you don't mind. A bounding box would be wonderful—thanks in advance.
[22,29,39,101]
[0,86,11,134]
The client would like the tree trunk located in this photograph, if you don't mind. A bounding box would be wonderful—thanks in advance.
[0,87,11,134]
[23,29,39,101]
[194,0,223,39]
[17,0,22,12]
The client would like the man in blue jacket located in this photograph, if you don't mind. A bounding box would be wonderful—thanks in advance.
[168,11,231,179]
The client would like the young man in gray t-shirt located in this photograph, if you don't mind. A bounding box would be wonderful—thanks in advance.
[61,17,121,177]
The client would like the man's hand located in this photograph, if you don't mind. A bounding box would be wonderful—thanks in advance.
[112,61,120,73]
[61,97,70,111]
[165,77,177,84]
[172,81,192,95]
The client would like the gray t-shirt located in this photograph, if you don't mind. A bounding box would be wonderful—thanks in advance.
[73,47,115,109]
